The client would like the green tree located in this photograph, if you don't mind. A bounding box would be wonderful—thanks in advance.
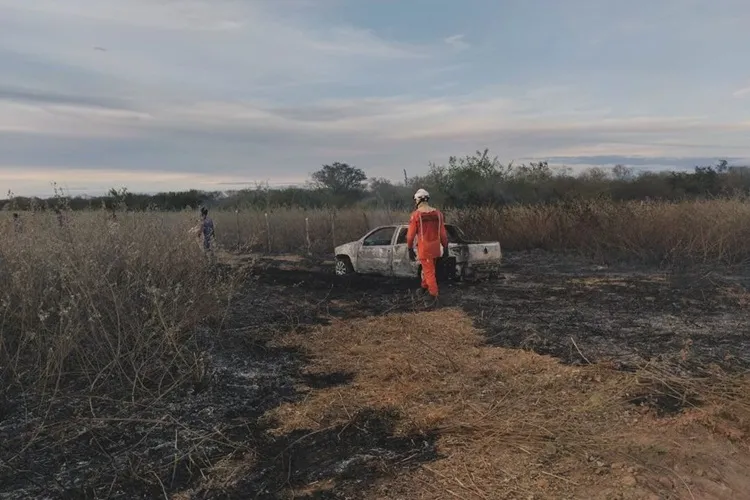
[311,162,367,195]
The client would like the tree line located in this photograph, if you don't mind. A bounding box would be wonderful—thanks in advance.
[2,150,749,212]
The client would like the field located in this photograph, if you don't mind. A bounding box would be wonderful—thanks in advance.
[2,200,750,499]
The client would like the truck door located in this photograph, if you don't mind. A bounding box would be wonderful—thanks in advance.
[356,226,396,275]
[391,226,418,277]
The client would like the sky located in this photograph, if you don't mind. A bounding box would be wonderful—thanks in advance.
[1,0,749,197]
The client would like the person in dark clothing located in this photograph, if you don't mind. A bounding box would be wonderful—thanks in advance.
[199,206,216,264]
[12,213,22,233]
[54,208,65,227]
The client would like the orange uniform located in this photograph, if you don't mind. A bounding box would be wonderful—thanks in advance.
[406,205,449,297]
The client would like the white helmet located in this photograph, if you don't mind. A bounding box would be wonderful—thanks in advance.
[414,188,430,203]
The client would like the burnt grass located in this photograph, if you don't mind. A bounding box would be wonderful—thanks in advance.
[2,250,750,498]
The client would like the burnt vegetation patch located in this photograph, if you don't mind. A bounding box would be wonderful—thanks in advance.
[0,259,439,499]
[210,408,439,499]
[457,254,750,372]
[626,379,704,417]
[301,371,356,389]
[245,253,750,374]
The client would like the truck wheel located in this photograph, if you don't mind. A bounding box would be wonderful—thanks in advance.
[335,256,354,276]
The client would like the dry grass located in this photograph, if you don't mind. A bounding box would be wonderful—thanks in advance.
[455,199,750,265]
[0,209,242,496]
[211,207,404,255]
[269,308,750,499]
[3,201,750,496]
[0,208,234,406]
[212,198,750,265]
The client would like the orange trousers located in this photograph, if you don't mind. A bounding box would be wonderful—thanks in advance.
[420,258,439,297]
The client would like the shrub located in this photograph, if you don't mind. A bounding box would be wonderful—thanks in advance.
[0,210,232,400]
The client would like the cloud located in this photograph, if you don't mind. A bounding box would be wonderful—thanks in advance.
[0,0,434,91]
[733,86,750,98]
[2,92,748,171]
[0,0,254,32]
[0,86,129,109]
[444,34,469,51]
[1,0,750,197]
[0,100,150,137]
[0,167,307,198]
[543,155,749,168]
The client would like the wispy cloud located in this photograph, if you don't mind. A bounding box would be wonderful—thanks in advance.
[733,86,750,98]
[0,0,749,196]
[0,167,306,197]
[444,34,469,51]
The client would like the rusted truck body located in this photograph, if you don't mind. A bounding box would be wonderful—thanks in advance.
[333,223,501,280]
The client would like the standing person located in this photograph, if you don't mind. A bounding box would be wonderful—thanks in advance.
[107,210,120,234]
[54,208,65,227]
[406,189,449,307]
[12,213,22,233]
[199,206,216,264]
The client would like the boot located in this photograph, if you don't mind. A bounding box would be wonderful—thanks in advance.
[411,287,428,306]
[423,293,439,309]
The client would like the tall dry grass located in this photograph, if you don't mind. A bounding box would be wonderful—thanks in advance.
[213,198,750,265]
[455,198,750,265]
[3,197,748,395]
[211,207,406,254]
[0,209,233,402]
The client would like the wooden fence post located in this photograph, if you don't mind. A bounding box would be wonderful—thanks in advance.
[305,217,311,255]
[265,212,271,253]
[331,210,336,250]
[235,209,240,251]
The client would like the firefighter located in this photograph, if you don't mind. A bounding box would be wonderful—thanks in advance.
[406,188,449,307]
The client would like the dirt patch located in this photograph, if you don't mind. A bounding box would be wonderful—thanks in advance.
[267,308,750,500]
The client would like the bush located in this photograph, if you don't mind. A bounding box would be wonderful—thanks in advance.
[0,210,232,400]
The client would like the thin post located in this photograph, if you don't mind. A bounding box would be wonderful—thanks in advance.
[305,217,311,255]
[265,212,271,253]
[331,210,336,249]
[235,209,240,251]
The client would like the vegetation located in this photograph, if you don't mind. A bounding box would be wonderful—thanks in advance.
[2,152,749,212]
[0,211,235,437]
[271,308,750,499]
[3,150,750,497]
[201,197,750,266]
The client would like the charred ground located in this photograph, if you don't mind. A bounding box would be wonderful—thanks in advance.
[2,250,749,499]
[247,250,750,372]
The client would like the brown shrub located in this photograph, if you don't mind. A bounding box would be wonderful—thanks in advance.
[0,209,233,400]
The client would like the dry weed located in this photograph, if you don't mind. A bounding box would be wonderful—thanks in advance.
[268,309,750,499]
[0,209,235,429]
[212,198,750,266]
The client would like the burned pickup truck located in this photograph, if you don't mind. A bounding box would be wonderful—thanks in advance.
[334,223,501,280]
